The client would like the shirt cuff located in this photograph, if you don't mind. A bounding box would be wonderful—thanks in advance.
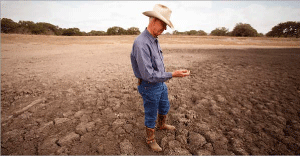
[166,72,173,79]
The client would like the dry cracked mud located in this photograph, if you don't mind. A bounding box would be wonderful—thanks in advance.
[1,34,300,155]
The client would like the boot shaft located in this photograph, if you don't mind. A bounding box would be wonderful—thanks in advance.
[145,127,155,143]
[157,114,176,130]
[158,114,166,127]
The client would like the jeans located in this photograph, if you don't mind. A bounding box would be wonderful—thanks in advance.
[138,80,170,129]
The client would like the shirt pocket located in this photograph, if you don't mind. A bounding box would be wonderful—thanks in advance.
[154,57,163,71]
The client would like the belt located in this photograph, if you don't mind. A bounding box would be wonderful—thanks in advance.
[138,78,142,86]
[137,78,159,86]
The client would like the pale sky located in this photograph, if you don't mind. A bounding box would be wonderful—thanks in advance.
[1,1,300,34]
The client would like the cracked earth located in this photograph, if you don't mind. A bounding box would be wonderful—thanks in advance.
[1,34,300,155]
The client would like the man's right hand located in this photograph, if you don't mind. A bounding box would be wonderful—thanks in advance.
[172,70,190,77]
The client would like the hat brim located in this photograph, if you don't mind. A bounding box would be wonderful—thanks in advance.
[143,11,174,30]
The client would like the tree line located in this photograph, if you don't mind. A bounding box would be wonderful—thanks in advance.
[172,23,261,37]
[0,18,140,36]
[1,18,299,38]
[175,22,299,38]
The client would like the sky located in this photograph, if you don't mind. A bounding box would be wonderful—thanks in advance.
[1,1,300,34]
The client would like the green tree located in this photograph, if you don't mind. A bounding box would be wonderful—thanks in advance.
[31,22,47,34]
[232,23,258,37]
[185,30,207,36]
[62,28,82,36]
[57,28,64,36]
[266,21,300,38]
[127,27,140,35]
[173,30,191,35]
[88,30,106,36]
[187,30,198,35]
[198,30,207,36]
[81,31,88,36]
[210,27,229,36]
[107,26,127,35]
[1,18,18,33]
[257,33,264,37]
[16,20,60,35]
[38,22,60,35]
[18,20,36,34]
[266,25,280,37]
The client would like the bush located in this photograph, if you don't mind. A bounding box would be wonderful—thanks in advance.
[210,27,229,36]
[88,30,106,36]
[232,23,258,37]
[62,28,82,36]
[127,27,140,35]
[257,33,264,37]
[107,26,127,35]
[173,30,207,36]
[198,30,207,36]
[173,30,187,35]
[187,30,198,35]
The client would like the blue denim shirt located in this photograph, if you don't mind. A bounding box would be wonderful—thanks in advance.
[130,28,173,83]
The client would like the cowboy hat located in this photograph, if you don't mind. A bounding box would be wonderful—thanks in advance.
[143,4,174,30]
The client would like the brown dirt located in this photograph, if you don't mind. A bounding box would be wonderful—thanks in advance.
[1,34,300,155]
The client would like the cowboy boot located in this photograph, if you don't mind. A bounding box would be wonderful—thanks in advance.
[146,127,162,152]
[157,114,176,130]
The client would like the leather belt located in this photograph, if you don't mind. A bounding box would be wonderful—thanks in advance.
[138,78,158,86]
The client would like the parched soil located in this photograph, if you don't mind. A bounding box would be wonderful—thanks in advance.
[1,34,300,155]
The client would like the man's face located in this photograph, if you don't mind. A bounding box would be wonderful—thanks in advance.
[152,18,167,37]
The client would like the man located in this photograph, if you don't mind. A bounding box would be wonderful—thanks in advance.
[130,4,190,152]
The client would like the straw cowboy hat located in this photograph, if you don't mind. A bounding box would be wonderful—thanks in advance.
[143,4,174,30]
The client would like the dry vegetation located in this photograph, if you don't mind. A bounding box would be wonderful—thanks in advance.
[2,34,300,46]
[1,34,300,155]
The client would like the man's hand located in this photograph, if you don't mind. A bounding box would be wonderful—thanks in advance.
[172,70,190,77]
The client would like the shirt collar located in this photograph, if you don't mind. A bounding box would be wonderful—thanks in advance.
[144,28,158,44]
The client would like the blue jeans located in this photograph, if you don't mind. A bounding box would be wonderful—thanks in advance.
[138,81,170,129]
